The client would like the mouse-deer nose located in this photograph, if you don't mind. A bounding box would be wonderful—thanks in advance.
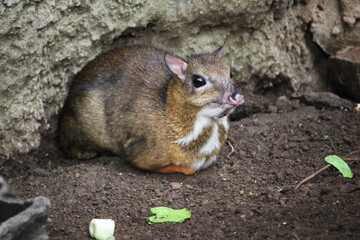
[228,90,244,106]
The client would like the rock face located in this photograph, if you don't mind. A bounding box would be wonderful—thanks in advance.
[328,47,360,101]
[0,176,18,199]
[0,197,51,240]
[303,0,360,56]
[0,0,359,157]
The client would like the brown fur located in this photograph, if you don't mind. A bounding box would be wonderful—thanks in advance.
[59,45,240,174]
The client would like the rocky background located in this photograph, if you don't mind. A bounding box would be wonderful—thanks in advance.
[1,0,359,158]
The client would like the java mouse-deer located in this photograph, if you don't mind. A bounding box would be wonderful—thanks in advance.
[59,43,244,175]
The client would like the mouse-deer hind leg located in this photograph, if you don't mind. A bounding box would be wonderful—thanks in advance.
[155,165,196,175]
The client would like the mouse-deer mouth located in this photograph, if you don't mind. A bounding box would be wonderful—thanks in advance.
[206,102,235,119]
[210,93,244,109]
[222,82,244,107]
[228,92,244,106]
[206,92,244,118]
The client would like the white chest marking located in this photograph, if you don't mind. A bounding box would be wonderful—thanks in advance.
[199,123,220,155]
[174,107,229,146]
[174,114,211,146]
[218,116,229,131]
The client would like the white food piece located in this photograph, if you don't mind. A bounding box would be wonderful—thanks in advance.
[94,232,115,240]
[355,103,360,112]
[89,219,115,240]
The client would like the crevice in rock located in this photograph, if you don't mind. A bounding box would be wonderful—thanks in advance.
[302,22,330,93]
[253,74,293,100]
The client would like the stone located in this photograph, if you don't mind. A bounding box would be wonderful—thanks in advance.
[0,176,17,199]
[340,0,360,27]
[2,0,21,7]
[230,93,271,121]
[355,103,360,112]
[328,47,360,102]
[276,96,292,112]
[0,197,51,240]
[154,189,162,197]
[170,182,182,190]
[305,0,360,55]
[1,1,360,157]
[302,91,354,109]
[268,105,278,113]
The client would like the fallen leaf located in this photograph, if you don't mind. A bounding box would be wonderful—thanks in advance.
[325,155,353,178]
[148,207,191,224]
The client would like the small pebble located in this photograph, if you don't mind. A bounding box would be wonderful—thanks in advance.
[171,192,180,199]
[280,200,287,207]
[301,145,309,151]
[268,105,278,113]
[154,189,162,196]
[170,182,182,189]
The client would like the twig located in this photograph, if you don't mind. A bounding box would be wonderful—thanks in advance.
[292,232,300,240]
[294,164,331,190]
[227,141,235,158]
[343,158,360,161]
[345,150,360,157]
[294,157,360,190]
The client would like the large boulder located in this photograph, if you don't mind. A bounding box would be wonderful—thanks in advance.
[1,0,359,157]
[0,197,51,240]
[328,47,360,101]
[303,0,360,55]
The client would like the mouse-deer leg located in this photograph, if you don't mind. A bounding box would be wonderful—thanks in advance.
[155,165,196,175]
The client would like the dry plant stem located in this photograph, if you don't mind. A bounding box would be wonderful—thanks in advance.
[227,141,235,158]
[294,157,360,190]
[345,150,360,157]
[343,158,360,161]
[292,232,300,240]
[294,164,331,190]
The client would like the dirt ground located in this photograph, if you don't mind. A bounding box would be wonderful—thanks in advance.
[1,92,360,240]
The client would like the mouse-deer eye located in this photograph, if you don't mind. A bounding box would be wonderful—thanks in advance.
[230,70,233,79]
[192,74,206,88]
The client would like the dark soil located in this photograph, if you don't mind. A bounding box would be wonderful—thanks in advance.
[1,92,360,240]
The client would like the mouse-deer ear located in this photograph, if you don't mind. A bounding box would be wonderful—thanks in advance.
[165,53,188,82]
[212,42,226,59]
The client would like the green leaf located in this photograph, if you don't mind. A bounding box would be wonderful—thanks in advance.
[148,207,191,224]
[325,155,353,178]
